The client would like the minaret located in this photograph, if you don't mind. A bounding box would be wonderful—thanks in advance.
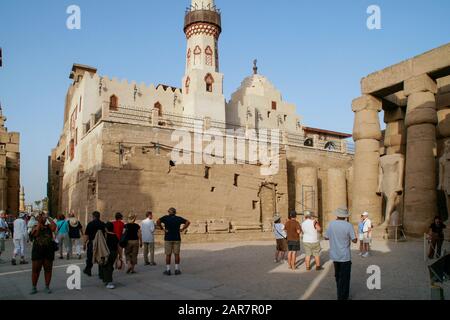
[182,0,226,123]
[19,186,25,212]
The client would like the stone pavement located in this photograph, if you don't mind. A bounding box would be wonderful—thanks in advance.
[0,238,448,300]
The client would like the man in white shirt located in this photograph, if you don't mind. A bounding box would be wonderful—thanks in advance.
[325,207,357,300]
[12,213,29,265]
[141,211,156,266]
[301,211,323,271]
[361,212,372,258]
[0,211,8,263]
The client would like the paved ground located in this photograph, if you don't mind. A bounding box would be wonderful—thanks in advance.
[0,238,448,300]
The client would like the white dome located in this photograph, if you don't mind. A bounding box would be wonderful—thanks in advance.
[232,74,282,100]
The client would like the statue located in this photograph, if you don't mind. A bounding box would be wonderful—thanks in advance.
[377,154,405,227]
[438,140,450,221]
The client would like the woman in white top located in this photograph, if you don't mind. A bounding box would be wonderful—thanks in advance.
[273,215,288,263]
[301,211,323,271]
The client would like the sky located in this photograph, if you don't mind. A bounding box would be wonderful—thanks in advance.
[0,0,449,204]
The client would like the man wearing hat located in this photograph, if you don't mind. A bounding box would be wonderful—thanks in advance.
[12,213,29,265]
[272,214,287,263]
[361,212,372,258]
[0,211,8,263]
[324,208,357,300]
[157,208,190,276]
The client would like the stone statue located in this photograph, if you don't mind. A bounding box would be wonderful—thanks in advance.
[377,154,405,226]
[438,140,450,220]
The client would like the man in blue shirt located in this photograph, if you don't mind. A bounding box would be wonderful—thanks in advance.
[157,208,190,276]
[325,207,357,300]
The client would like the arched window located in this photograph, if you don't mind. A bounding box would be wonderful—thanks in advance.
[109,95,118,111]
[324,141,336,151]
[185,77,190,95]
[205,46,213,66]
[187,49,191,67]
[304,138,314,147]
[205,73,214,92]
[154,102,162,116]
[194,46,201,65]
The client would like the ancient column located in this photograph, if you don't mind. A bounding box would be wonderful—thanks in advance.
[326,168,347,227]
[403,74,438,235]
[295,167,318,215]
[351,95,382,225]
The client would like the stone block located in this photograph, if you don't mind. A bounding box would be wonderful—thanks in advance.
[8,133,19,144]
[353,109,382,141]
[5,144,19,153]
[404,74,437,96]
[436,92,450,110]
[352,95,382,113]
[405,92,437,127]
[384,107,405,123]
[437,109,450,138]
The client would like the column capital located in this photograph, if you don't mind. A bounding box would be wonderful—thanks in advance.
[352,95,382,113]
[404,74,437,96]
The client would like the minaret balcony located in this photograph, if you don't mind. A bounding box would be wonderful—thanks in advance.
[184,9,221,33]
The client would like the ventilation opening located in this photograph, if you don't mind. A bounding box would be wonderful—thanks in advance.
[234,174,240,187]
[252,200,258,210]
[204,166,211,179]
[211,187,216,193]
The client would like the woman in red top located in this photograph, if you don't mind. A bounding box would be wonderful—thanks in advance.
[112,212,125,270]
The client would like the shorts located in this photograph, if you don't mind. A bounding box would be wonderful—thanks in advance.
[304,242,321,256]
[276,239,288,252]
[0,238,5,252]
[363,233,371,244]
[32,244,55,262]
[359,234,364,241]
[287,240,301,252]
[165,241,181,256]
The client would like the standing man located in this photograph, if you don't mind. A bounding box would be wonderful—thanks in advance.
[141,211,156,266]
[284,211,301,271]
[83,211,105,277]
[361,212,372,258]
[12,213,28,265]
[325,208,357,300]
[0,211,8,263]
[157,208,190,276]
[301,211,323,271]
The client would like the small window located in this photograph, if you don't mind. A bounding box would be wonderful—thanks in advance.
[267,111,271,118]
[205,46,213,66]
[205,73,214,92]
[325,141,336,151]
[272,101,277,110]
[109,95,118,111]
[204,166,211,179]
[234,174,239,187]
[252,201,258,210]
[185,77,190,95]
[154,102,162,116]
[284,115,288,122]
[211,187,216,193]
[304,138,314,147]
[69,139,75,161]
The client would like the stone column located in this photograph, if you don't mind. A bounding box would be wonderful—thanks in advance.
[351,95,382,224]
[384,107,406,155]
[295,167,318,215]
[437,76,450,155]
[326,168,347,227]
[403,74,438,235]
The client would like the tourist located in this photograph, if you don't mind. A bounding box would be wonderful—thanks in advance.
[12,213,28,265]
[68,213,83,260]
[100,222,119,289]
[358,215,365,255]
[112,212,125,270]
[124,214,142,274]
[428,216,447,259]
[324,207,357,301]
[361,212,372,258]
[30,212,57,295]
[0,211,8,263]
[301,211,323,271]
[83,211,106,277]
[55,214,70,260]
[141,211,157,266]
[157,208,191,276]
[284,211,301,271]
[6,214,14,238]
[273,215,287,263]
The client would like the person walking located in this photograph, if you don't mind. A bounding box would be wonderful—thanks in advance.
[428,216,447,259]
[55,214,70,260]
[68,213,83,260]
[141,211,156,266]
[124,214,142,274]
[0,211,8,263]
[157,208,190,276]
[284,211,301,271]
[83,211,106,277]
[12,213,28,265]
[100,222,119,289]
[112,212,125,270]
[361,212,372,258]
[358,215,365,256]
[324,207,357,301]
[30,212,57,294]
[301,211,323,271]
[273,215,287,263]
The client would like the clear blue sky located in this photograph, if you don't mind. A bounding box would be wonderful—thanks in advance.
[0,0,449,204]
